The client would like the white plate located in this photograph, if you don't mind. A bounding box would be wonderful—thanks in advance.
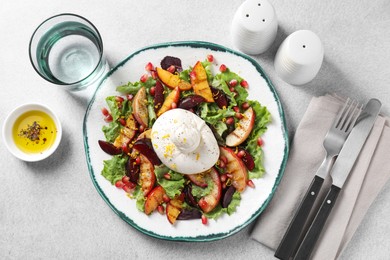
[83,41,289,241]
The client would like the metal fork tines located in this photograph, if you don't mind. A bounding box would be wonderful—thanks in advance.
[274,98,361,260]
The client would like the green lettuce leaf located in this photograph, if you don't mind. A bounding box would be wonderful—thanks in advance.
[105,96,121,121]
[245,100,272,179]
[102,121,121,143]
[191,175,214,200]
[116,81,142,94]
[154,165,185,198]
[101,155,127,185]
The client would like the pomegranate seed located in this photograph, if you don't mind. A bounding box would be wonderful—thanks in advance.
[139,124,145,132]
[201,215,208,225]
[162,194,170,203]
[247,180,255,188]
[242,102,250,109]
[235,113,243,119]
[222,182,227,189]
[240,80,249,88]
[128,182,136,189]
[140,74,149,82]
[207,54,214,62]
[163,173,171,180]
[145,62,154,72]
[104,114,113,123]
[126,94,134,101]
[135,156,141,165]
[115,180,125,188]
[151,70,158,79]
[233,106,240,113]
[167,65,176,73]
[219,64,227,72]
[171,102,177,109]
[220,156,228,165]
[220,174,227,182]
[226,117,234,125]
[101,107,109,116]
[219,160,226,168]
[226,173,233,179]
[115,96,124,103]
[122,185,133,193]
[157,205,165,214]
[237,150,246,158]
[189,71,197,81]
[150,86,156,96]
[229,79,238,87]
[257,137,263,146]
[122,176,131,185]
[199,200,208,209]
[122,144,129,154]
[119,118,126,126]
[229,87,235,92]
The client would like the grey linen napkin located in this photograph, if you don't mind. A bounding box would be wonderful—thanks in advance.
[251,95,390,260]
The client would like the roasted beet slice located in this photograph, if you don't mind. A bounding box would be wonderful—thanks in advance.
[211,87,228,109]
[183,184,198,207]
[133,138,162,165]
[154,81,165,112]
[98,140,122,155]
[222,185,236,208]
[160,56,182,72]
[178,95,206,110]
[126,157,140,183]
[240,148,255,171]
[177,208,202,220]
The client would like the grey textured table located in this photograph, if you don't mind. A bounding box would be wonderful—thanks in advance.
[1,1,389,259]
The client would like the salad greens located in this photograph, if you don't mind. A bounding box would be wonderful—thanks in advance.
[98,55,272,224]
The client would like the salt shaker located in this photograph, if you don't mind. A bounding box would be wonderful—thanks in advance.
[274,30,324,85]
[231,0,278,55]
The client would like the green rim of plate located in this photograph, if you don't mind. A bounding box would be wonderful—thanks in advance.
[83,41,289,242]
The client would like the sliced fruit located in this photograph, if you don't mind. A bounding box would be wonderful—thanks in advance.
[144,186,166,215]
[210,87,228,109]
[125,157,140,183]
[166,202,181,225]
[132,86,149,128]
[190,61,214,102]
[156,67,191,90]
[98,140,122,155]
[136,129,152,140]
[157,87,180,117]
[113,114,138,150]
[198,168,222,213]
[138,154,156,196]
[178,95,206,110]
[133,138,161,165]
[154,81,165,111]
[187,173,208,188]
[225,107,255,147]
[219,146,248,192]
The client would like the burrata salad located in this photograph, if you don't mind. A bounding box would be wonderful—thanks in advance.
[98,55,271,225]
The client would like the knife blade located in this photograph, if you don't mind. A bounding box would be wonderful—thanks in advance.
[293,98,382,260]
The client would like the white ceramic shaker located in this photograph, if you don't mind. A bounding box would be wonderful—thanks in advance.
[231,0,278,55]
[274,30,324,85]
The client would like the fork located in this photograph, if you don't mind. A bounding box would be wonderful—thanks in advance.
[274,98,361,260]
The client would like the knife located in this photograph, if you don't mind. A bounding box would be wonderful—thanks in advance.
[293,98,382,260]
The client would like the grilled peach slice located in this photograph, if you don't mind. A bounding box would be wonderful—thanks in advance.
[156,67,192,90]
[144,186,166,215]
[138,154,156,196]
[113,114,138,150]
[219,147,248,192]
[132,87,149,128]
[225,107,255,147]
[187,173,208,188]
[166,202,181,225]
[157,87,180,117]
[190,61,214,102]
[198,168,222,213]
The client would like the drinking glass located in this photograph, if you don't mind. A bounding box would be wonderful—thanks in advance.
[29,13,108,91]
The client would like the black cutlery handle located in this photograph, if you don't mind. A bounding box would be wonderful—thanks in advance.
[274,175,324,260]
[293,185,341,260]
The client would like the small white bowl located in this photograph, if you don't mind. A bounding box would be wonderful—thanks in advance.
[2,103,62,162]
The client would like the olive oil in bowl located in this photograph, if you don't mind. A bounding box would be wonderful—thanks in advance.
[12,110,57,154]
